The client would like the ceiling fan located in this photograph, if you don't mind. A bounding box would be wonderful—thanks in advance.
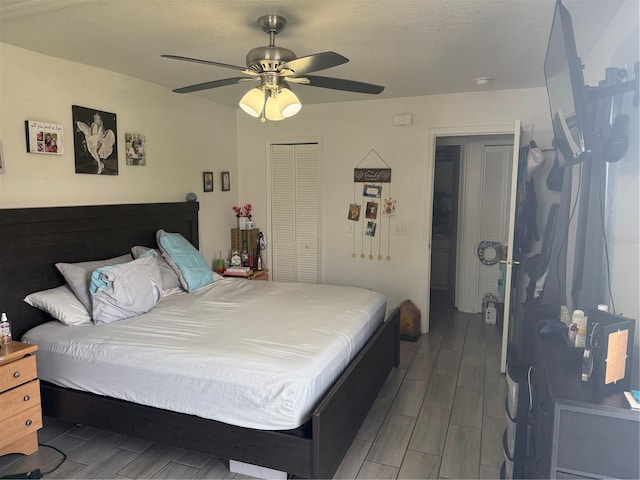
[162,14,385,121]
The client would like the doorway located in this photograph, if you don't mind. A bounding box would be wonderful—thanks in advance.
[432,135,513,314]
[423,123,521,326]
[424,123,522,373]
[430,145,460,306]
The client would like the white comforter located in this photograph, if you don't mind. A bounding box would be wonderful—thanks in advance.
[23,278,386,430]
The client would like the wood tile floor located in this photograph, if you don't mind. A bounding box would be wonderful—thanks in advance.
[0,292,506,479]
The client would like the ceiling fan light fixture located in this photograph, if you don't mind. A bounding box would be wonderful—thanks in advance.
[264,91,285,121]
[277,88,302,118]
[239,87,265,117]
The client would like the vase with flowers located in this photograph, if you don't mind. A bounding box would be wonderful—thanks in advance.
[233,203,252,230]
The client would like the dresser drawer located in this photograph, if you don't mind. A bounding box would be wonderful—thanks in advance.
[0,379,41,419]
[525,451,547,479]
[0,354,37,391]
[0,404,42,446]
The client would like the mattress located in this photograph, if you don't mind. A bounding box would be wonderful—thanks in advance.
[23,278,386,430]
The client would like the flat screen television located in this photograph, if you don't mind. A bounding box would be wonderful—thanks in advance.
[544,0,592,164]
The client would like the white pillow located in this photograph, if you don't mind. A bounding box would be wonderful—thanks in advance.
[24,285,92,326]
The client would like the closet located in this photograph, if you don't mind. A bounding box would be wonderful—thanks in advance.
[269,143,321,283]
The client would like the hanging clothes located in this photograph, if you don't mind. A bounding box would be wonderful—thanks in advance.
[513,145,540,257]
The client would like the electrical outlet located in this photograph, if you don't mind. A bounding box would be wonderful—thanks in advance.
[347,221,354,233]
[394,224,406,235]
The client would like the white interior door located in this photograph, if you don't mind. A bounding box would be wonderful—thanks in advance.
[479,145,513,302]
[500,120,522,373]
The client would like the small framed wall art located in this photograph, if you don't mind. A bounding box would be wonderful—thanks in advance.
[25,120,65,155]
[365,201,378,219]
[348,203,361,221]
[221,171,230,191]
[125,133,146,166]
[203,171,214,192]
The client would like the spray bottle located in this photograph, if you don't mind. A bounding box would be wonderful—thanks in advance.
[0,313,12,345]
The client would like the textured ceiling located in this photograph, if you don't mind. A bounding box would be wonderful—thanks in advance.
[0,0,627,108]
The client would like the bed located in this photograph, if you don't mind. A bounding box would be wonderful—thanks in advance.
[0,202,400,479]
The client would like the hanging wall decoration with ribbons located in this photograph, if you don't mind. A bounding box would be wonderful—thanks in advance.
[349,149,395,261]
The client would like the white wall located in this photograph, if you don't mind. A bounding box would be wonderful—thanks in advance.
[236,89,554,327]
[0,43,239,268]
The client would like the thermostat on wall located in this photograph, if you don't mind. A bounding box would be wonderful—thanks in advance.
[393,114,413,126]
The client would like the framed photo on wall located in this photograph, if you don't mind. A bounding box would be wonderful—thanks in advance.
[203,172,214,192]
[125,133,146,166]
[72,105,118,175]
[365,201,378,219]
[348,203,361,221]
[221,171,230,191]
[363,183,382,198]
[25,120,65,155]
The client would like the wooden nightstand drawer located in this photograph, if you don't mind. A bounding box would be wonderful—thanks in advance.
[0,354,37,391]
[0,379,41,419]
[0,342,41,456]
[0,404,42,447]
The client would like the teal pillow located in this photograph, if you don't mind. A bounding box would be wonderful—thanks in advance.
[156,229,213,293]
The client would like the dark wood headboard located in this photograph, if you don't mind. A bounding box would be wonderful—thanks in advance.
[0,202,199,340]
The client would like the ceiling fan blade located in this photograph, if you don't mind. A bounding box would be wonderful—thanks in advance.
[303,75,385,94]
[162,55,258,75]
[280,51,348,76]
[173,77,256,94]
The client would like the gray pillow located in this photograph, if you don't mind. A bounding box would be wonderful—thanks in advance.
[56,254,132,311]
[130,246,183,295]
[90,254,162,324]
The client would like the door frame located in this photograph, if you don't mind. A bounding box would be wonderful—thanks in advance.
[422,123,520,371]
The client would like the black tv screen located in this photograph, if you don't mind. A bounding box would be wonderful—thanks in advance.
[544,0,591,163]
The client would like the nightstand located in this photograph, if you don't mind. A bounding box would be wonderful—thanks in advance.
[0,341,42,456]
[248,269,269,281]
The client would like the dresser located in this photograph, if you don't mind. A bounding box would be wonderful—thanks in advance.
[526,332,639,479]
[0,342,42,456]
[502,303,560,479]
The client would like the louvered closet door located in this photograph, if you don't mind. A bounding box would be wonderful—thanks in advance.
[270,143,320,283]
[478,145,513,300]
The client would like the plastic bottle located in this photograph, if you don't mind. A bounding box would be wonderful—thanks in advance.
[0,313,12,345]
[573,309,587,348]
[560,305,570,327]
[230,250,241,267]
[485,302,497,325]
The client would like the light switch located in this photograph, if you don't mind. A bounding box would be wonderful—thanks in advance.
[394,224,406,235]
